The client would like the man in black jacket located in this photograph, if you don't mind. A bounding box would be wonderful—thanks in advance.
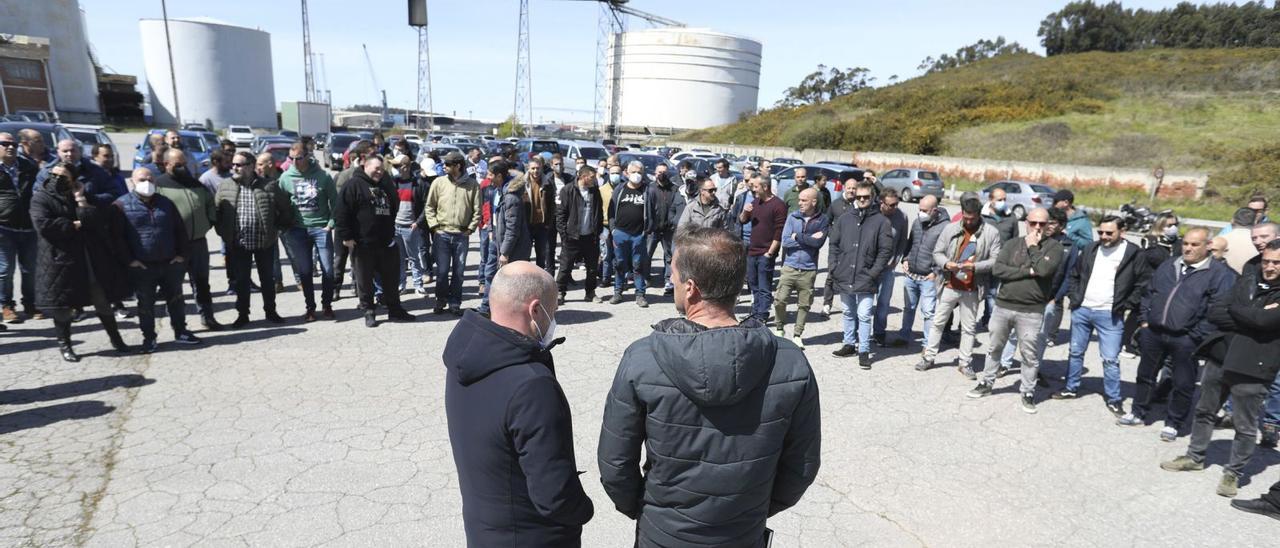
[599,227,820,548]
[644,164,683,295]
[1161,240,1280,498]
[900,196,949,350]
[1118,227,1236,440]
[555,167,603,304]
[444,261,593,547]
[0,131,39,323]
[335,155,415,327]
[821,184,859,315]
[1061,216,1150,417]
[829,181,894,368]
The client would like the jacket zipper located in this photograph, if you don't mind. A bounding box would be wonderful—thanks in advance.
[1160,268,1193,326]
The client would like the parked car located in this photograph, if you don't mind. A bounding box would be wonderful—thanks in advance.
[64,124,116,160]
[878,168,945,202]
[671,151,719,162]
[557,140,609,173]
[657,146,681,159]
[2,114,32,122]
[0,121,74,160]
[15,110,56,123]
[730,155,764,172]
[200,131,221,152]
[225,125,255,147]
[616,152,672,177]
[132,128,213,175]
[515,138,560,164]
[182,123,208,131]
[278,130,300,139]
[263,143,293,171]
[250,135,294,154]
[980,180,1058,220]
[416,143,463,171]
[323,133,359,170]
[403,134,424,145]
[314,132,328,148]
[772,164,869,201]
[772,157,803,166]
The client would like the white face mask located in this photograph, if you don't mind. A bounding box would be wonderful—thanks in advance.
[918,210,931,220]
[390,167,402,179]
[531,304,557,348]
[1163,225,1179,238]
[628,173,643,185]
[134,181,156,197]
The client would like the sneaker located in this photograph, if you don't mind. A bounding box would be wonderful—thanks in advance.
[1051,390,1078,400]
[1116,413,1144,426]
[449,307,463,317]
[790,335,805,349]
[995,365,1010,378]
[663,286,674,296]
[28,308,44,321]
[775,327,786,338]
[914,359,933,372]
[139,338,158,354]
[557,293,566,306]
[821,304,832,316]
[2,305,21,324]
[958,365,977,381]
[1218,414,1235,430]
[114,306,133,320]
[1230,498,1280,521]
[1217,472,1239,497]
[1159,455,1204,472]
[364,312,377,328]
[174,331,202,345]
[415,286,429,296]
[832,344,857,358]
[967,382,993,399]
[636,295,648,308]
[609,293,624,305]
[1120,349,1138,360]
[588,292,600,303]
[1106,401,1125,418]
[1159,427,1178,442]
[858,352,871,370]
[201,314,224,331]
[274,281,286,293]
[1021,394,1038,414]
[872,334,886,347]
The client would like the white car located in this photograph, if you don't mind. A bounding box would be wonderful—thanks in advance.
[226,125,255,147]
[403,134,424,144]
[63,124,116,160]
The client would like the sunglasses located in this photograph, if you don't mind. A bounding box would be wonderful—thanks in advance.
[701,188,716,193]
[1098,230,1116,236]
[855,194,873,200]
[231,162,249,167]
[289,156,305,161]
[0,141,15,148]
[1027,221,1047,227]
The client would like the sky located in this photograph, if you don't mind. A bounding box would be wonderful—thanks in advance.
[81,0,1191,124]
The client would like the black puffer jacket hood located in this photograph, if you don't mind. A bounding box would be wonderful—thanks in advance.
[650,317,776,407]
[444,309,548,385]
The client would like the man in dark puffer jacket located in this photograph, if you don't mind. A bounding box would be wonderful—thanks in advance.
[599,227,821,548]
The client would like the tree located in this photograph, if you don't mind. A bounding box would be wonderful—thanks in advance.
[776,65,875,107]
[917,36,1030,74]
[1038,0,1280,55]
[496,114,524,138]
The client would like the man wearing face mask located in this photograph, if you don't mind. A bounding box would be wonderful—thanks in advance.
[607,161,653,307]
[111,167,196,353]
[900,196,949,351]
[444,261,592,546]
[599,227,820,548]
[829,181,894,368]
[556,166,604,304]
[336,155,416,327]
[645,163,683,295]
[154,148,222,331]
[979,188,1018,328]
[677,176,727,231]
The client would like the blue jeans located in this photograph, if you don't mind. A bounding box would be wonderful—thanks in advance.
[477,227,491,284]
[746,254,776,318]
[433,231,468,308]
[282,227,335,311]
[840,292,875,353]
[478,234,499,313]
[600,229,615,287]
[873,270,898,338]
[612,229,647,294]
[899,275,937,342]
[1066,307,1124,403]
[1265,377,1280,431]
[0,227,37,308]
[1000,300,1059,368]
[394,225,425,291]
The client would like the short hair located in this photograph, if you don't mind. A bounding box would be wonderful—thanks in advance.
[351,140,374,159]
[677,160,692,170]
[1183,226,1211,241]
[234,151,255,165]
[961,198,982,215]
[290,141,307,155]
[91,143,113,157]
[1248,193,1268,207]
[1099,214,1123,230]
[550,152,563,162]
[1266,239,1280,252]
[1253,222,1279,236]
[1048,206,1068,225]
[627,160,644,172]
[674,227,746,308]
[17,128,40,143]
[880,188,899,200]
[1233,207,1259,227]
[528,155,545,167]
[714,158,729,169]
[855,180,876,193]
[488,159,509,177]
[220,139,236,149]
[576,165,596,178]
[208,150,225,164]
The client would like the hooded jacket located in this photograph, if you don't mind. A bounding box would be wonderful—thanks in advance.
[334,170,398,248]
[444,312,594,547]
[881,204,910,270]
[555,182,603,239]
[904,207,949,276]
[598,317,820,548]
[277,161,338,229]
[1064,208,1094,250]
[1067,241,1150,314]
[496,176,533,260]
[829,205,894,294]
[1202,272,1280,381]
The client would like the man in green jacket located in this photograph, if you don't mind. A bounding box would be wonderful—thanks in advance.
[214,151,293,328]
[277,142,338,321]
[154,148,221,330]
[423,151,481,315]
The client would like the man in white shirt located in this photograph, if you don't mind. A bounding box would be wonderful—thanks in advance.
[1058,215,1151,418]
[710,158,740,210]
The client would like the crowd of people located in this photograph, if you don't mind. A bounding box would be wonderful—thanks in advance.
[2,127,1279,540]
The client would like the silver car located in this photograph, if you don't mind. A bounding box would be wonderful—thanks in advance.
[980,180,1058,220]
[879,168,945,203]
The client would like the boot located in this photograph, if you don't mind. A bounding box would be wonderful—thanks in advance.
[54,319,79,362]
[201,311,224,331]
[100,314,134,354]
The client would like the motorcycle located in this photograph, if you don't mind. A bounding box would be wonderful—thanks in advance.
[1119,200,1171,235]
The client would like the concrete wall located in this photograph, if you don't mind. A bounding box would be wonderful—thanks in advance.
[666,141,1208,199]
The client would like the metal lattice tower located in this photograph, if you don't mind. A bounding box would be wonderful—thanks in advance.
[593,3,624,139]
[417,26,434,130]
[513,0,533,136]
[301,0,316,102]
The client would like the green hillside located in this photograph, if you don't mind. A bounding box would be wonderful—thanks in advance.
[681,48,1280,203]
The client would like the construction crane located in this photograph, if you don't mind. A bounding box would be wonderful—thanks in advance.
[361,44,389,125]
[301,0,316,102]
[583,1,684,139]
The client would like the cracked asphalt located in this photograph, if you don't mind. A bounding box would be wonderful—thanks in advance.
[2,203,1278,546]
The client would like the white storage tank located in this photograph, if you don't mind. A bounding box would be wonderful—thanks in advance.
[0,0,101,120]
[605,28,761,131]
[138,17,276,128]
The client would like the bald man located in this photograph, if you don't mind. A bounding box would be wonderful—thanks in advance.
[155,147,222,331]
[773,187,829,348]
[33,139,119,207]
[443,261,593,546]
[969,207,1064,413]
[17,129,53,167]
[900,194,949,348]
[1209,236,1229,263]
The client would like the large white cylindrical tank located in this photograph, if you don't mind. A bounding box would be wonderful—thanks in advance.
[605,28,761,131]
[0,0,101,119]
[139,18,276,128]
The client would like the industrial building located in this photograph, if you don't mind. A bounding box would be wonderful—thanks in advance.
[0,0,102,122]
[604,27,761,133]
[138,17,277,129]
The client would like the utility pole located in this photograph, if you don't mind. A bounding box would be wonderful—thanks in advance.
[513,0,532,136]
[301,0,316,102]
[160,0,181,125]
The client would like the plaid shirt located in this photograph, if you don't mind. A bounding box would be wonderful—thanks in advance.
[236,183,267,250]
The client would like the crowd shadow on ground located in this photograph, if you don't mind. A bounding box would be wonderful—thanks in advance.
[0,374,154,405]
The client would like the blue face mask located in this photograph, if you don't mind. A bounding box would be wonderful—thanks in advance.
[609,173,622,184]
